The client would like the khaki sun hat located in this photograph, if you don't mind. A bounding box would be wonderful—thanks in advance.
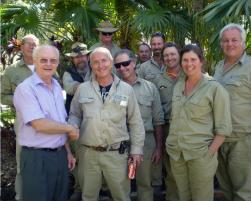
[65,42,91,57]
[96,21,119,33]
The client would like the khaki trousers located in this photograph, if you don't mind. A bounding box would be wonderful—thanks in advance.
[136,133,155,201]
[216,135,251,201]
[164,124,179,201]
[170,152,218,201]
[78,146,130,201]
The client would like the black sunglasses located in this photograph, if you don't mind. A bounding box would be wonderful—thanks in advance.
[114,60,131,69]
[101,32,113,36]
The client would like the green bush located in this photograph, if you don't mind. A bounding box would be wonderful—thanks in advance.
[0,106,15,129]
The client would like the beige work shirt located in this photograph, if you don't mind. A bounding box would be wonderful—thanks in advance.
[138,58,164,86]
[214,53,251,138]
[68,74,145,154]
[166,74,232,161]
[1,59,32,106]
[62,68,91,95]
[132,77,164,133]
[90,42,121,58]
[156,68,182,123]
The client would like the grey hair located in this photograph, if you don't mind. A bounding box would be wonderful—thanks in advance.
[32,45,59,60]
[89,47,113,64]
[114,49,137,62]
[220,23,246,43]
[21,34,39,45]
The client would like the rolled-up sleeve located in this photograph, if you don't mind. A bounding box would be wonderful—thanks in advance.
[213,84,232,136]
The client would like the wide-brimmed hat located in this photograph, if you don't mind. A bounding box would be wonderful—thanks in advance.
[65,42,91,57]
[95,21,119,33]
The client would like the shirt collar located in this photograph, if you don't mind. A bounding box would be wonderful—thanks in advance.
[32,72,59,87]
[239,52,247,65]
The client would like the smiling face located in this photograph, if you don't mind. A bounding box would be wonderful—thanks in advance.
[90,51,113,80]
[34,46,59,83]
[163,46,180,69]
[220,28,245,61]
[115,53,135,80]
[181,50,202,78]
[151,36,165,56]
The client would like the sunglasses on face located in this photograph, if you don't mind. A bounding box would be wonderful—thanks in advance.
[114,60,131,69]
[101,32,113,36]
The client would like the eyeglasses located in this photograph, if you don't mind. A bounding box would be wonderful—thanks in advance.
[101,32,113,36]
[114,60,131,69]
[39,58,58,65]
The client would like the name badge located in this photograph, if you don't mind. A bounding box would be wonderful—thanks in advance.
[111,94,128,107]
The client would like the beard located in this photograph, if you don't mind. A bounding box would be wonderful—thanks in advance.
[152,50,162,57]
[75,62,89,75]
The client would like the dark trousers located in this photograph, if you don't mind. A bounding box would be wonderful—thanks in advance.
[20,147,68,201]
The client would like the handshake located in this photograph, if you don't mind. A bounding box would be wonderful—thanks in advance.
[67,124,80,141]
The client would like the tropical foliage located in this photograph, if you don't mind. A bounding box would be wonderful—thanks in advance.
[1,0,250,73]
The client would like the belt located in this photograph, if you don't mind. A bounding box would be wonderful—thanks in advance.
[22,146,64,152]
[84,145,119,152]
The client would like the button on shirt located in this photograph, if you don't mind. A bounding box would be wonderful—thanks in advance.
[214,53,251,138]
[13,73,67,148]
[166,74,232,161]
[68,74,145,155]
[138,58,164,86]
[132,77,164,133]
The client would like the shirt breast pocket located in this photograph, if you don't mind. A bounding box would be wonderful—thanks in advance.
[78,97,96,118]
[106,102,126,123]
[137,95,152,119]
[225,76,250,99]
[185,99,211,120]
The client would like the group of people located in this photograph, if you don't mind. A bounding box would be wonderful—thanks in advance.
[1,21,250,201]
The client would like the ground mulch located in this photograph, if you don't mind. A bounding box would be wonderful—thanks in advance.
[1,127,16,201]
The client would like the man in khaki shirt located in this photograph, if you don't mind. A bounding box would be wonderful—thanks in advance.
[114,49,164,201]
[156,42,181,201]
[214,23,251,201]
[138,32,165,86]
[63,42,92,201]
[137,32,165,188]
[68,47,145,201]
[135,43,151,72]
[90,21,121,58]
[1,34,39,201]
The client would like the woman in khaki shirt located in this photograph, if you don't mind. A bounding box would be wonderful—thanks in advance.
[166,44,232,201]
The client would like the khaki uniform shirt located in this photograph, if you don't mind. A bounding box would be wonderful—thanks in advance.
[1,59,32,106]
[90,42,121,58]
[214,53,251,139]
[138,58,164,86]
[132,77,164,133]
[156,68,182,123]
[68,74,145,154]
[63,68,91,96]
[166,74,232,161]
